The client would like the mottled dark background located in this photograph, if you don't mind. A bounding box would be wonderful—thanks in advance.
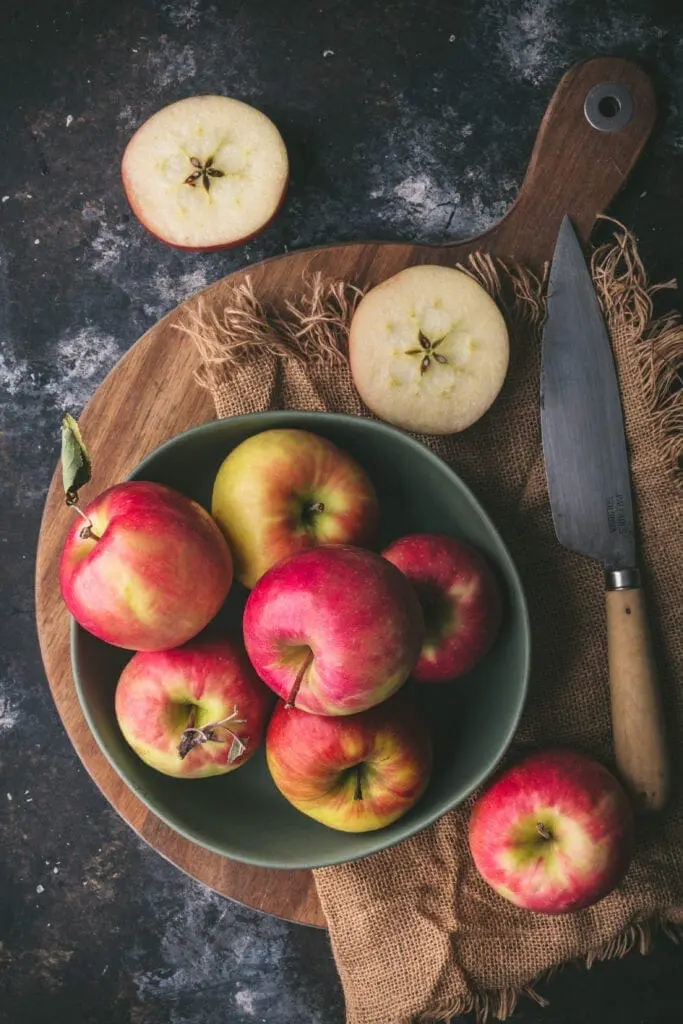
[1,1,682,1022]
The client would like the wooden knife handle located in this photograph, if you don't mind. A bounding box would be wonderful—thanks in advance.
[606,585,669,810]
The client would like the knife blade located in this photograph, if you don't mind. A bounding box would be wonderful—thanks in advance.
[541,216,636,572]
[541,216,668,810]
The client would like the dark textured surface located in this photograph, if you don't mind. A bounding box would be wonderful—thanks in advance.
[1,1,682,1022]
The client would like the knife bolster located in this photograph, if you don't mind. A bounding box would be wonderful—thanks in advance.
[606,567,641,590]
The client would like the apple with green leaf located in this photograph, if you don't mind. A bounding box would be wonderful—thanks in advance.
[60,480,232,651]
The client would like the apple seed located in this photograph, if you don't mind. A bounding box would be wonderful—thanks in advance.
[184,154,226,193]
[405,328,450,377]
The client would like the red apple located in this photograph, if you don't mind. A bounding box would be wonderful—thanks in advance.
[266,694,432,831]
[60,481,232,651]
[121,95,289,251]
[212,428,379,588]
[468,749,634,914]
[115,637,271,778]
[243,545,424,715]
[382,533,501,683]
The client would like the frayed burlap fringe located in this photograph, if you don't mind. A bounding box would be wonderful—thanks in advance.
[592,217,683,489]
[178,273,363,390]
[183,230,680,491]
[407,916,682,1024]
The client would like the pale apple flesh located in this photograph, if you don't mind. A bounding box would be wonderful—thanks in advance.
[382,533,502,682]
[243,545,424,715]
[60,481,232,651]
[349,264,509,434]
[468,749,634,914]
[121,95,289,250]
[212,428,379,588]
[115,637,272,779]
[266,695,433,831]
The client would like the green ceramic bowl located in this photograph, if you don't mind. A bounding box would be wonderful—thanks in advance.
[72,411,530,869]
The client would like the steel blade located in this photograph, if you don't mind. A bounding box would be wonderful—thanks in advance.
[541,216,636,570]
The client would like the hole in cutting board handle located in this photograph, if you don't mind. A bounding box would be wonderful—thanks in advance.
[584,82,634,132]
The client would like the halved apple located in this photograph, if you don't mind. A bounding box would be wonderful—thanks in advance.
[121,95,289,250]
[349,265,509,434]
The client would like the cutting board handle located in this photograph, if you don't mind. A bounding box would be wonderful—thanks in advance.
[489,57,656,264]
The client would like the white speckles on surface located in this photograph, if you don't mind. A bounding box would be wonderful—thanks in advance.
[497,0,562,85]
[393,176,430,205]
[235,988,257,1015]
[130,879,332,1023]
[145,39,197,89]
[47,327,123,412]
[163,0,202,30]
[0,351,31,398]
[89,218,129,273]
[117,104,140,132]
[361,92,516,241]
[0,695,19,733]
[65,114,74,128]
[145,265,213,317]
[36,885,44,894]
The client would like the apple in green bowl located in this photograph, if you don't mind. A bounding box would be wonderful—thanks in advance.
[71,410,530,870]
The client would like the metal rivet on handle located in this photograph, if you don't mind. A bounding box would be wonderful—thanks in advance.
[584,83,634,132]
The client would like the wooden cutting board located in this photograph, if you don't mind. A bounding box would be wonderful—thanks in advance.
[35,58,656,928]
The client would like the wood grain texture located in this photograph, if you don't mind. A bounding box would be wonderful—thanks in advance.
[35,57,656,927]
[606,586,669,811]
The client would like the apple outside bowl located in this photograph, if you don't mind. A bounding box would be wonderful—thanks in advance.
[71,411,530,869]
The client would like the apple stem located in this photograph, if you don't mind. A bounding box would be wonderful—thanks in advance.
[536,822,553,841]
[285,649,314,709]
[67,500,101,540]
[354,765,364,802]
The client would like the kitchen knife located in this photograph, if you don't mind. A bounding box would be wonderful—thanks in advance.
[541,215,669,811]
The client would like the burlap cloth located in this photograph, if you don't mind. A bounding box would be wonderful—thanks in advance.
[182,224,683,1023]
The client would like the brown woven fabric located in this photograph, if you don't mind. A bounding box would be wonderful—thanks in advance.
[183,227,683,1024]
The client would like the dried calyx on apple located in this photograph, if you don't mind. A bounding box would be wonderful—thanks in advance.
[121,95,289,250]
[177,706,247,762]
[349,265,509,434]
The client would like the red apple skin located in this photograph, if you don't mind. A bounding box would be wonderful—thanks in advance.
[243,545,424,715]
[212,428,380,588]
[60,482,233,651]
[468,749,634,915]
[115,637,272,778]
[382,533,502,683]
[266,694,433,831]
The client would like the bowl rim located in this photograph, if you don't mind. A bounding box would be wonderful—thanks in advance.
[71,410,531,869]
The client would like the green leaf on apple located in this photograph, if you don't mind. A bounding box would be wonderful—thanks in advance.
[61,412,92,503]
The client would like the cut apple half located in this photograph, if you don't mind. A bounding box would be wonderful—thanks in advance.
[349,265,509,434]
[121,95,289,250]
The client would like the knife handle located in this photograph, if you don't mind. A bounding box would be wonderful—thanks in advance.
[605,584,669,811]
